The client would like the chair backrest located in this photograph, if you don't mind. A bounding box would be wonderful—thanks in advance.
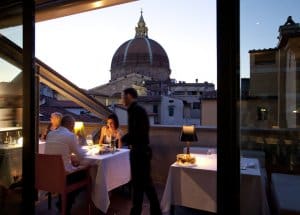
[35,154,66,193]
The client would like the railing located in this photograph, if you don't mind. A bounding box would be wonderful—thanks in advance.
[241,127,300,173]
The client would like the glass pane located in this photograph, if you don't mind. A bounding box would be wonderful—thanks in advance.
[34,0,217,214]
[0,5,23,214]
[0,26,22,47]
[240,1,300,215]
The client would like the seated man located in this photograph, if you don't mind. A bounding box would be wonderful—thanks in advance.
[45,115,89,213]
[45,115,87,171]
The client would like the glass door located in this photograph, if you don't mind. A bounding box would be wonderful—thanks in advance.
[0,3,23,214]
[240,1,300,215]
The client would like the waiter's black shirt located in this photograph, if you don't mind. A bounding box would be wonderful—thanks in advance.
[122,102,150,148]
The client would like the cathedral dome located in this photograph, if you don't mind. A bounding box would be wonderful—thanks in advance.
[111,37,170,70]
[110,11,171,82]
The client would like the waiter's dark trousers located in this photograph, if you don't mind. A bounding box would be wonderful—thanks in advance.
[130,147,162,215]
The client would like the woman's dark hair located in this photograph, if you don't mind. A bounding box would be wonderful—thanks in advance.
[107,114,119,129]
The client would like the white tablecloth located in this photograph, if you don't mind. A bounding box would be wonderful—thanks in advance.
[161,154,269,215]
[86,149,131,213]
[38,141,46,154]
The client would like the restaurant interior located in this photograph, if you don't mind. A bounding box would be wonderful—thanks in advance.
[0,0,300,215]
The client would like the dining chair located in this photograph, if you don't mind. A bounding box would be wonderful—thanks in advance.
[0,180,23,213]
[35,153,91,215]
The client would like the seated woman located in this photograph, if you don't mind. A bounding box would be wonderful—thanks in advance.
[99,114,123,148]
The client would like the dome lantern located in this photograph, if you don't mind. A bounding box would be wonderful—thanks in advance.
[110,11,171,82]
[135,10,148,38]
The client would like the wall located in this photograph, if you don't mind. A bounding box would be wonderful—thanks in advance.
[91,73,149,97]
[112,107,128,125]
[111,67,170,82]
[249,51,278,97]
[201,99,217,126]
[149,125,217,183]
[284,38,300,128]
[240,98,278,128]
[160,96,184,125]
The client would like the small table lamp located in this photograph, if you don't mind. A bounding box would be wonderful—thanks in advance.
[74,121,84,134]
[180,125,198,155]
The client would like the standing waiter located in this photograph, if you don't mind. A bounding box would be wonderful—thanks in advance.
[122,88,162,215]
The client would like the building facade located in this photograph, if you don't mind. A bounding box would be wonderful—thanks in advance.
[244,16,300,128]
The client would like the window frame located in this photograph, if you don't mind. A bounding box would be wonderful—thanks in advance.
[217,0,240,214]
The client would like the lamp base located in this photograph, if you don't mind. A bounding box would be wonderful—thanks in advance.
[186,141,190,154]
[176,153,196,165]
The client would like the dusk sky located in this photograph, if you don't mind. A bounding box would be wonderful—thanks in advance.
[1,0,300,90]
[35,0,217,89]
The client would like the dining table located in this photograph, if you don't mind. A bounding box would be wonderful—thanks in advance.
[84,146,131,213]
[39,142,131,213]
[161,153,269,215]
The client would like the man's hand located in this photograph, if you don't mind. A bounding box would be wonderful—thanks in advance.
[70,153,80,167]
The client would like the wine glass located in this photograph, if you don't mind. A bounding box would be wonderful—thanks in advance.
[207,149,212,156]
[86,134,93,146]
[207,148,216,159]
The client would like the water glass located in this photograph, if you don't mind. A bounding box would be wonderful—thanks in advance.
[86,134,93,146]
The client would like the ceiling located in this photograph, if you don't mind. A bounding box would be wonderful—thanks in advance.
[0,0,137,29]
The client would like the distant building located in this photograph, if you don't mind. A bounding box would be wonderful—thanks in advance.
[243,16,300,128]
[39,83,102,123]
[137,95,185,125]
[200,91,217,127]
[109,95,189,125]
[90,11,170,97]
[241,78,250,99]
[89,12,216,125]
[169,81,215,121]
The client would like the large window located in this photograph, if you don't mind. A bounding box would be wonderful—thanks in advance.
[0,6,23,214]
[240,1,300,215]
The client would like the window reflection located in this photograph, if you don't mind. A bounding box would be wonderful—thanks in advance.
[241,2,300,215]
[0,57,22,128]
[0,24,23,213]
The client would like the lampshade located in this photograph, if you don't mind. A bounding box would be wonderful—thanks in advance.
[74,121,84,134]
[180,125,198,142]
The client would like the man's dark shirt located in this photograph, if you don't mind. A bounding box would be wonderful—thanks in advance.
[122,102,150,148]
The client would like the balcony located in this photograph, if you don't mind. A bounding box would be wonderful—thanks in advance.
[33,122,300,214]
